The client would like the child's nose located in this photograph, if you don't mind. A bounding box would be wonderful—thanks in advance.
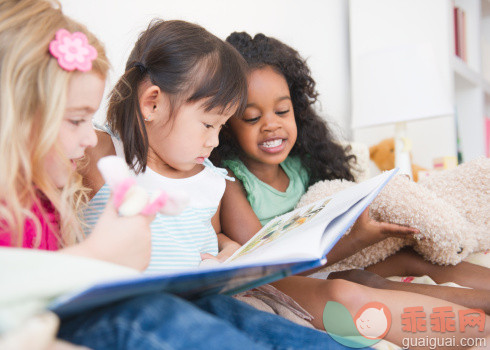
[261,114,281,132]
[205,129,220,148]
[82,125,98,148]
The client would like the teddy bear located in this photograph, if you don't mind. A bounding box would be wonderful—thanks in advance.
[296,157,490,273]
[369,137,426,182]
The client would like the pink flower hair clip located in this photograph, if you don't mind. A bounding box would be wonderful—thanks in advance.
[49,29,97,72]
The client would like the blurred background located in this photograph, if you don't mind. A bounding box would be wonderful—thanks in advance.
[60,0,490,176]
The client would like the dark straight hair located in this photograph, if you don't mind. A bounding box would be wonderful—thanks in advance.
[107,19,248,173]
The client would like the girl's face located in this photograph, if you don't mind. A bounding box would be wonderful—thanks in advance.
[146,98,232,177]
[45,72,104,188]
[228,66,297,169]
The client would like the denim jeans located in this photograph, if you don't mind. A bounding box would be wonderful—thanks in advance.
[58,293,361,349]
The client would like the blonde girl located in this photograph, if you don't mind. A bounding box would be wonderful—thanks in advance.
[0,0,153,268]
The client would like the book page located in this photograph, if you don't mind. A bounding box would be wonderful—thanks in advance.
[224,170,396,267]
[224,198,333,266]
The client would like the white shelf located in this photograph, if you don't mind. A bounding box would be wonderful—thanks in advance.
[483,80,490,95]
[451,56,482,86]
[350,0,488,166]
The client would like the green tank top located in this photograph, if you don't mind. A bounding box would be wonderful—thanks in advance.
[223,157,310,226]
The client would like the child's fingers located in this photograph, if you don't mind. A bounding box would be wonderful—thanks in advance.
[363,206,421,239]
[378,221,420,238]
[199,253,221,268]
[200,253,219,261]
[358,208,370,220]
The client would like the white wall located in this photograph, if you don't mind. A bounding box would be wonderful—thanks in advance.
[60,0,352,139]
[349,0,458,170]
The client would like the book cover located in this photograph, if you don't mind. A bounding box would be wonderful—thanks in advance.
[48,169,398,318]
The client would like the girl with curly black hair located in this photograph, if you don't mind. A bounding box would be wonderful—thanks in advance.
[214,32,490,340]
[215,32,415,246]
[213,32,354,186]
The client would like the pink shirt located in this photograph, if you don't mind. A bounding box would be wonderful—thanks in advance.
[0,194,60,250]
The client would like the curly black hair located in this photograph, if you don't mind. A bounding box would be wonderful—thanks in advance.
[212,32,355,185]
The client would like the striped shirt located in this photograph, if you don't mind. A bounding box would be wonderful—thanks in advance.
[83,135,225,274]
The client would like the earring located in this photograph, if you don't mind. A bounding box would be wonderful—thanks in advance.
[144,115,150,122]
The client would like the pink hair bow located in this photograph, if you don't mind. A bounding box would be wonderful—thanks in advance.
[49,29,97,72]
[97,156,189,217]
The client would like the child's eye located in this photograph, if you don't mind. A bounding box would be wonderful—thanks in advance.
[243,116,260,124]
[276,110,290,116]
[69,119,84,126]
[203,123,214,129]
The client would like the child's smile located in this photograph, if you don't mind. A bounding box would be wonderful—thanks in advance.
[229,66,297,169]
[259,137,287,153]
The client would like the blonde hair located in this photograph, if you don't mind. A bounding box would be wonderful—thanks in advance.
[0,0,109,247]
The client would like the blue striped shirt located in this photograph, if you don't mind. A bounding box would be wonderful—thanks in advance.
[83,136,225,274]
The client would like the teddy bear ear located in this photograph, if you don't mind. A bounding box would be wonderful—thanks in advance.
[369,145,378,160]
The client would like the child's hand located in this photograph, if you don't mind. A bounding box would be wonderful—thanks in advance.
[217,241,242,262]
[199,239,241,266]
[351,207,419,245]
[83,196,155,271]
[216,233,242,262]
[325,207,419,266]
[199,253,222,268]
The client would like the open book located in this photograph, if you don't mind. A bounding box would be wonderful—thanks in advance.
[49,169,397,318]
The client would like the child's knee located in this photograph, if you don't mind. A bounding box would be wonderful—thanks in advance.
[394,247,433,274]
[318,279,368,312]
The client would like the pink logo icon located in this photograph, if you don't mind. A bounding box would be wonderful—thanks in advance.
[49,29,97,72]
[355,302,392,340]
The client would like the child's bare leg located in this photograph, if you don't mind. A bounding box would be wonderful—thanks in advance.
[330,269,490,314]
[365,247,490,290]
[272,276,489,349]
